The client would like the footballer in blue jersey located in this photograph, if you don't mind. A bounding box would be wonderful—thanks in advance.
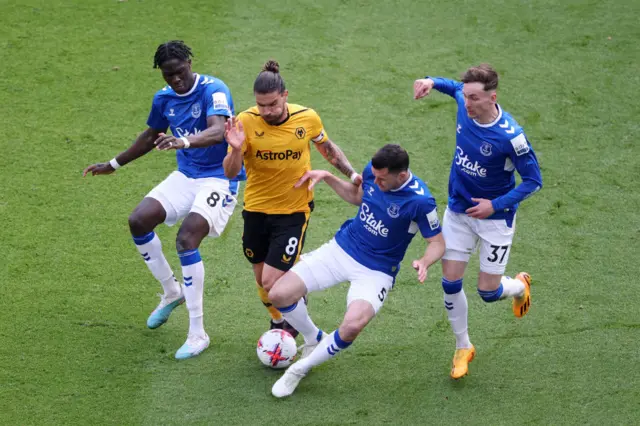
[265,145,445,398]
[414,64,542,378]
[83,41,243,360]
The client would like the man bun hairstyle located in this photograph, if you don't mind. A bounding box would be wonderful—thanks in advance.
[262,60,279,73]
[461,63,499,91]
[371,144,410,173]
[153,40,193,69]
[254,60,286,94]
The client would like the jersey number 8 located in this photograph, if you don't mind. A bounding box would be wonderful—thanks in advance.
[285,237,299,256]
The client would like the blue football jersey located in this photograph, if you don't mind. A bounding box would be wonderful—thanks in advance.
[429,77,542,224]
[147,73,245,183]
[334,163,442,277]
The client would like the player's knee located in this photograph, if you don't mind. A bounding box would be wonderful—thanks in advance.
[269,286,295,309]
[128,212,152,235]
[442,278,463,294]
[269,276,304,307]
[477,286,503,303]
[442,259,466,282]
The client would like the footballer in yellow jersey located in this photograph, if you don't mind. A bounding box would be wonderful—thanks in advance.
[237,103,327,214]
[223,60,361,336]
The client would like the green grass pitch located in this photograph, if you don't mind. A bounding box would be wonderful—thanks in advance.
[1,0,639,424]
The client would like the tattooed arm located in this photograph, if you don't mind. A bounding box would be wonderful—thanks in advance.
[314,139,360,183]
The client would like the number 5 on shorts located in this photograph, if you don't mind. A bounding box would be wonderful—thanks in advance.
[377,287,387,302]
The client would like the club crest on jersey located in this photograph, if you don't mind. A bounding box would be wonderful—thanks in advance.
[295,127,306,139]
[169,108,175,117]
[480,142,492,156]
[191,103,202,118]
[387,203,400,218]
[367,186,375,196]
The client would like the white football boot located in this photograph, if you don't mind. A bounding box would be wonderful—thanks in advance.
[272,361,307,398]
[175,333,210,360]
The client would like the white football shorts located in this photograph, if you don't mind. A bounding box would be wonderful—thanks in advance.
[442,207,516,275]
[291,238,394,314]
[147,171,237,237]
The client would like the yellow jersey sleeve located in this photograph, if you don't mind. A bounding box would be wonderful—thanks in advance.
[308,109,328,144]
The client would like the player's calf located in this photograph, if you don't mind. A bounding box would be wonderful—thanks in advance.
[295,300,373,371]
[338,300,374,341]
[477,287,503,302]
[476,272,506,303]
[175,213,209,252]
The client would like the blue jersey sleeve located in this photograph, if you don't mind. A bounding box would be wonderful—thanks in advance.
[206,83,233,117]
[491,133,543,212]
[146,94,168,130]
[415,198,442,238]
[428,77,464,99]
[362,162,373,180]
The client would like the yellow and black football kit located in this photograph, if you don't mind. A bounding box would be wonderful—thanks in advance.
[235,103,328,271]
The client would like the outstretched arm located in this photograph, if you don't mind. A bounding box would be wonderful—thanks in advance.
[412,233,446,283]
[314,139,361,184]
[155,115,226,150]
[414,77,463,99]
[296,170,363,206]
[83,127,163,176]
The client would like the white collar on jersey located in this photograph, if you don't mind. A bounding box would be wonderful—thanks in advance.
[473,104,503,128]
[390,171,414,192]
[175,73,200,97]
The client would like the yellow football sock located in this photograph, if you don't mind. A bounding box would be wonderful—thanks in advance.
[257,282,283,321]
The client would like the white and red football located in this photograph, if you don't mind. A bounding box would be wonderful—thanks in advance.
[256,329,297,369]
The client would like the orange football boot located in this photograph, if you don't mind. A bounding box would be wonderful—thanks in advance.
[513,272,532,318]
[451,345,476,379]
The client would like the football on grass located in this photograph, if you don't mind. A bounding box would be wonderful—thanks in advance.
[257,329,297,369]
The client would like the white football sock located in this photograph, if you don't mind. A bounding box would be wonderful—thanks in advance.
[444,290,472,349]
[500,276,525,298]
[133,232,181,298]
[279,299,320,345]
[297,329,352,373]
[179,249,205,337]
